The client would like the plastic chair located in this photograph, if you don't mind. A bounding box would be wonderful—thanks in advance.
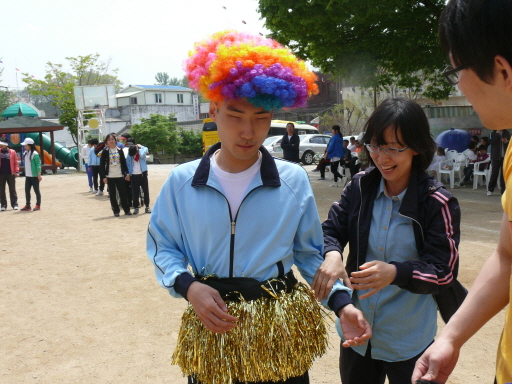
[437,158,455,188]
[453,153,467,182]
[445,150,458,161]
[351,151,359,158]
[472,158,491,189]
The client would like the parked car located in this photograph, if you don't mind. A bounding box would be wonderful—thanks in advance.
[266,134,333,165]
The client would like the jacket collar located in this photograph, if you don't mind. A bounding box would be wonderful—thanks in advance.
[358,166,438,220]
[191,142,281,187]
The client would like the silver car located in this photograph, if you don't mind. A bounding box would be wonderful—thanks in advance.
[265,134,332,165]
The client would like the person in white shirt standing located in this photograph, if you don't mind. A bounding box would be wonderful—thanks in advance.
[81,139,93,192]
[126,143,151,214]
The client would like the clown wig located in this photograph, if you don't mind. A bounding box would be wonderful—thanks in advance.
[184,31,319,111]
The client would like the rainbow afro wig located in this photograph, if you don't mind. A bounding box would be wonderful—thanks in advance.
[184,31,319,111]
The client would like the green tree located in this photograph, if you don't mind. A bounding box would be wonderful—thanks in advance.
[258,0,453,99]
[130,114,181,161]
[155,73,189,87]
[177,128,202,156]
[0,63,12,120]
[21,54,123,144]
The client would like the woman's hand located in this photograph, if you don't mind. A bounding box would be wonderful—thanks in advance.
[312,251,352,301]
[103,178,108,184]
[350,261,397,299]
[337,304,372,348]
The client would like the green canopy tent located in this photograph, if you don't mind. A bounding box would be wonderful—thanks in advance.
[1,103,39,118]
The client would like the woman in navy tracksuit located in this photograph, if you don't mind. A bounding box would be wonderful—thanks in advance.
[326,125,345,186]
[314,98,462,384]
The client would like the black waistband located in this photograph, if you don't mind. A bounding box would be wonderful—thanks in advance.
[196,270,298,302]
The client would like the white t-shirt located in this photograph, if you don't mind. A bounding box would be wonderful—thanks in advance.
[132,158,142,175]
[24,152,33,177]
[210,150,262,218]
[107,149,123,178]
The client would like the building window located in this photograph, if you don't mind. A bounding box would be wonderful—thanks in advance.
[155,93,162,103]
[130,97,138,104]
[177,94,184,103]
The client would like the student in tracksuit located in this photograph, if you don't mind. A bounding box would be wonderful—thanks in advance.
[126,143,150,214]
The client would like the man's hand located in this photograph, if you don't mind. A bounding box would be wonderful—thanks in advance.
[312,251,351,301]
[125,175,130,181]
[37,175,42,182]
[411,337,460,384]
[350,261,397,299]
[337,304,372,348]
[187,282,238,333]
[103,178,108,184]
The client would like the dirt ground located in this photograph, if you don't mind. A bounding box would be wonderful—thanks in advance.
[0,163,506,384]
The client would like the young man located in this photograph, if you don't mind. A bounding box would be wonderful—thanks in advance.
[487,129,510,196]
[147,31,366,384]
[88,138,104,195]
[280,122,300,163]
[0,137,19,211]
[412,0,512,383]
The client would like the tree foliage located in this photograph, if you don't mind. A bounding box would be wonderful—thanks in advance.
[177,128,202,156]
[258,0,453,99]
[21,54,122,144]
[155,72,189,87]
[130,114,181,159]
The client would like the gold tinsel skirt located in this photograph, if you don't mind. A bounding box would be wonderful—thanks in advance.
[172,277,328,384]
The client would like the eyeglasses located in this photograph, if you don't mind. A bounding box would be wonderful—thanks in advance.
[365,144,409,156]
[443,65,468,86]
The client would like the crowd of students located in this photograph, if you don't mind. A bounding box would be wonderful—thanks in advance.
[82,132,151,217]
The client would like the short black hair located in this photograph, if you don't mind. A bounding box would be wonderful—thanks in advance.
[468,141,477,150]
[90,138,99,146]
[362,98,436,171]
[439,0,512,83]
[126,138,135,145]
[128,145,138,157]
[479,146,488,151]
[350,136,355,140]
[121,133,132,139]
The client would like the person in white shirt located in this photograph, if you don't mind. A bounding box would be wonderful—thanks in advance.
[81,140,93,192]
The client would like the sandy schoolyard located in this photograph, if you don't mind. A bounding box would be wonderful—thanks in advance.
[0,164,506,383]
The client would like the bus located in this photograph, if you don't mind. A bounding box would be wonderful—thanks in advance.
[202,118,319,154]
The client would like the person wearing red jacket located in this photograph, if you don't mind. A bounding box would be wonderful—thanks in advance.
[0,137,19,211]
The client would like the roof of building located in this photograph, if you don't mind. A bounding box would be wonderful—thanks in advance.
[2,103,39,118]
[126,85,192,91]
[115,91,144,98]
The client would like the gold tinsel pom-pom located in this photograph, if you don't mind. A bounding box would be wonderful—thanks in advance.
[172,283,328,384]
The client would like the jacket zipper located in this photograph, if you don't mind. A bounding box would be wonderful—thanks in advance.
[206,184,265,278]
[398,213,424,244]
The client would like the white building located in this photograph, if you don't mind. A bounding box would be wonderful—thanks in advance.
[115,85,198,125]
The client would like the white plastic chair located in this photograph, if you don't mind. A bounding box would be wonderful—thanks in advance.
[453,153,467,182]
[351,151,359,158]
[445,150,458,161]
[472,158,491,189]
[437,158,456,188]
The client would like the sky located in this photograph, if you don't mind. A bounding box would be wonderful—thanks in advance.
[0,0,270,92]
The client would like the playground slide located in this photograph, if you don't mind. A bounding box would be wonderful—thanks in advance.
[25,133,78,168]
[35,145,62,168]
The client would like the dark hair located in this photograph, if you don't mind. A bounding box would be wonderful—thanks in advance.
[332,125,342,138]
[105,133,117,146]
[90,138,99,146]
[362,98,436,171]
[343,139,349,144]
[471,135,479,142]
[437,146,446,156]
[439,0,512,83]
[25,143,37,158]
[120,133,132,139]
[480,136,489,145]
[350,136,355,140]
[128,145,138,157]
[286,123,295,128]
[126,138,135,145]
[479,146,487,151]
[468,141,477,150]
